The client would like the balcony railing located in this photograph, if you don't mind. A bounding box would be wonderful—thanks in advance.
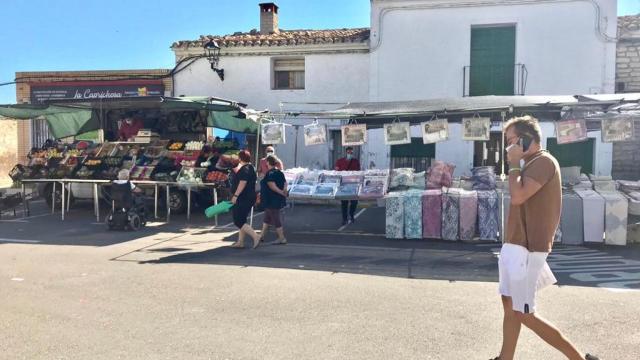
[463,63,528,97]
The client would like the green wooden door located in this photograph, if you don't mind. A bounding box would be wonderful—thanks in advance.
[470,26,516,96]
[547,137,595,174]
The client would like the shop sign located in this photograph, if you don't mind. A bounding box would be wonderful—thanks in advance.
[30,81,164,104]
[555,119,588,144]
[421,119,449,144]
[384,122,411,145]
[261,122,286,145]
[341,124,367,146]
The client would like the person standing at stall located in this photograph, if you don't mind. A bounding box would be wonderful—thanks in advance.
[118,114,144,141]
[492,116,599,360]
[259,155,288,245]
[335,146,360,225]
[258,146,284,179]
[229,150,261,249]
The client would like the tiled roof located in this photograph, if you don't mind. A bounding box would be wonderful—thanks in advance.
[618,14,640,36]
[171,28,370,49]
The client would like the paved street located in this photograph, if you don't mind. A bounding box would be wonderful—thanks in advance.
[1,200,639,359]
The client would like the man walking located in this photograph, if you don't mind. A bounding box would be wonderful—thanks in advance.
[494,116,599,360]
[335,146,360,226]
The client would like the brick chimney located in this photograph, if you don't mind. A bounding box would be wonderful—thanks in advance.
[259,3,279,35]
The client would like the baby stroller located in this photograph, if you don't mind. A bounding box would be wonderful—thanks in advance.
[106,181,147,231]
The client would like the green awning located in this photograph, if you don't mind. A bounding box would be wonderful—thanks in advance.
[0,96,259,138]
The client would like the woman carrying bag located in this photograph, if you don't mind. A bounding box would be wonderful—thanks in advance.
[229,150,261,249]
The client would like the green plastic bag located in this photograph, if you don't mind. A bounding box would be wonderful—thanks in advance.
[205,201,234,218]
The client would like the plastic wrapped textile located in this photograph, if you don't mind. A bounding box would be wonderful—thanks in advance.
[288,184,314,199]
[359,176,388,200]
[365,169,390,177]
[389,168,414,190]
[598,191,628,246]
[312,184,338,199]
[498,191,511,241]
[569,181,594,190]
[410,172,425,190]
[459,190,478,241]
[335,183,360,200]
[471,166,496,190]
[340,172,364,184]
[426,160,455,189]
[628,223,640,244]
[404,191,423,239]
[422,189,442,239]
[593,180,616,193]
[441,188,461,241]
[574,189,605,243]
[589,174,613,181]
[560,192,584,245]
[319,172,342,185]
[385,194,404,239]
[477,190,499,241]
[624,195,640,216]
[296,171,320,186]
[617,180,640,192]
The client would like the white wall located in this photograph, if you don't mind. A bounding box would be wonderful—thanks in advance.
[174,0,617,175]
[370,0,617,99]
[174,52,370,168]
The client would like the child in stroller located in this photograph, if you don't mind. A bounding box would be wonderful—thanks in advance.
[106,169,147,230]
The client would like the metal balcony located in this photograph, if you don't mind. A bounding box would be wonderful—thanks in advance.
[463,63,528,97]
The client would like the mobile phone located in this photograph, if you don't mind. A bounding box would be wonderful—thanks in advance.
[520,136,532,152]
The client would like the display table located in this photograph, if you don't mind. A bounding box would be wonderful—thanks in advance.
[20,179,220,224]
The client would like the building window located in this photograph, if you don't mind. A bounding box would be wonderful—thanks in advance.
[273,58,305,90]
[469,25,516,96]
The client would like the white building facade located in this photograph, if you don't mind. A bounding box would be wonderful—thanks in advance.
[172,0,618,176]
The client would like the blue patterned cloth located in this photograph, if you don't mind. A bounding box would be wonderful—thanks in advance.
[459,190,478,241]
[471,166,496,190]
[477,190,499,241]
[385,194,404,239]
[441,189,460,241]
[404,191,423,239]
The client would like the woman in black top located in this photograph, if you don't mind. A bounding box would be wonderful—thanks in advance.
[229,150,260,249]
[259,155,288,244]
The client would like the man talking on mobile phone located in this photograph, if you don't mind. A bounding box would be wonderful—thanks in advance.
[492,116,599,360]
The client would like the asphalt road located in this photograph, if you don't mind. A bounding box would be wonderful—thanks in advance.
[1,200,639,359]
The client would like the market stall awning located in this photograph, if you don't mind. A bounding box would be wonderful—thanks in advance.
[0,96,260,138]
[290,94,640,121]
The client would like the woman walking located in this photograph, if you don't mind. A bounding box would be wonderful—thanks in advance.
[229,150,261,249]
[259,155,288,244]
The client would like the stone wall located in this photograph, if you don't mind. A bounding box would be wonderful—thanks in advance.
[613,15,640,180]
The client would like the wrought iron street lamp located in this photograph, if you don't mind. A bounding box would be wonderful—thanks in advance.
[204,39,224,81]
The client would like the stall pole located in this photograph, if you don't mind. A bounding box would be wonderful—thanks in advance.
[67,182,72,212]
[51,182,56,214]
[154,183,159,219]
[251,119,262,227]
[187,186,192,221]
[500,111,507,243]
[61,181,66,221]
[165,184,171,223]
[213,187,218,227]
[21,182,28,216]
[93,183,100,222]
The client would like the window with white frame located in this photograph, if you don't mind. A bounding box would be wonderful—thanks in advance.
[273,58,305,90]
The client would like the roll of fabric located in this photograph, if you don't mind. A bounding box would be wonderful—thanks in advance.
[560,192,584,245]
[441,188,461,241]
[598,191,628,246]
[471,166,496,190]
[385,194,404,239]
[574,189,605,243]
[404,191,423,239]
[477,190,499,241]
[422,189,442,239]
[459,190,478,241]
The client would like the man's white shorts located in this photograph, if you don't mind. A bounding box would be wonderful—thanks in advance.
[498,243,557,314]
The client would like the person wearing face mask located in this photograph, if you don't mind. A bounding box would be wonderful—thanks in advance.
[258,146,284,179]
[118,114,144,141]
[335,146,361,225]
